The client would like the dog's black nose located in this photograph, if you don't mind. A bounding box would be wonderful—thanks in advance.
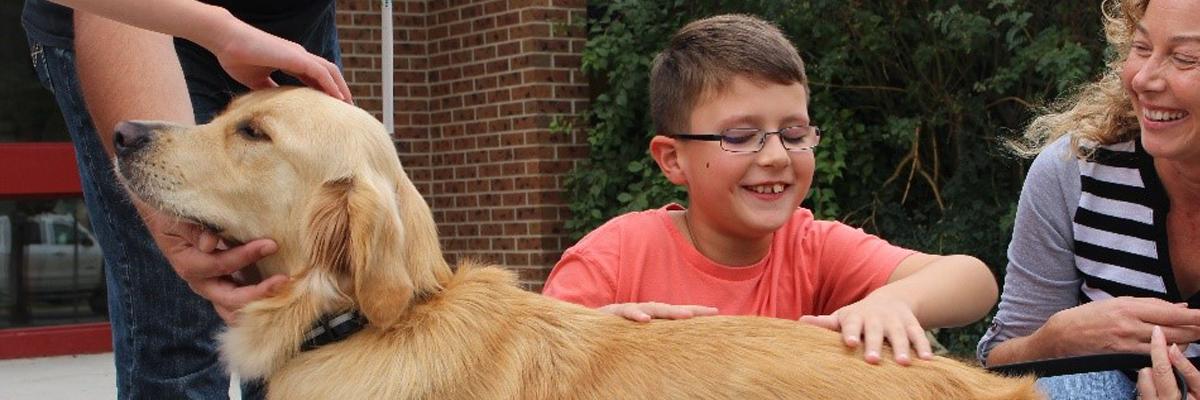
[114,121,156,158]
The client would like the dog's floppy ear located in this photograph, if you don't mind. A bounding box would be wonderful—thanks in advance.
[305,176,413,329]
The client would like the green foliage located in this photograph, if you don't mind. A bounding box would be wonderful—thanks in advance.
[567,0,1107,356]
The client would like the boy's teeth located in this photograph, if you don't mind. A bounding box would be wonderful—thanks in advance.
[750,184,786,194]
[1146,109,1187,122]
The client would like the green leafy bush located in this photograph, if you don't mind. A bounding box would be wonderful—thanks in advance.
[568,0,1107,356]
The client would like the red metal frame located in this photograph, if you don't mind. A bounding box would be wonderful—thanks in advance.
[0,142,113,359]
[0,143,83,197]
[0,322,112,360]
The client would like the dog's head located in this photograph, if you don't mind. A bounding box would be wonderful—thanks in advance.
[114,87,448,328]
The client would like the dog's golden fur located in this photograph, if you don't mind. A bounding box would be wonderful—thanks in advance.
[114,87,1041,399]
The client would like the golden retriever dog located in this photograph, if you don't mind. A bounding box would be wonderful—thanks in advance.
[112,87,1040,399]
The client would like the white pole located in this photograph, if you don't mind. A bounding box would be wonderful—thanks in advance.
[381,0,394,135]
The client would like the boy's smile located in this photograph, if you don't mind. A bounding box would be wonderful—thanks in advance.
[654,74,814,264]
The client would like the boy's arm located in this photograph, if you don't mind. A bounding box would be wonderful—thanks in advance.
[801,253,996,365]
[877,253,998,329]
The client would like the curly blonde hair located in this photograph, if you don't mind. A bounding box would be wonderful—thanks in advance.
[1010,0,1149,158]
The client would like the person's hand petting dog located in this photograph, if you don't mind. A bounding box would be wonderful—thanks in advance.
[598,302,719,322]
[1137,325,1200,400]
[799,292,934,366]
[49,0,351,103]
[141,205,288,323]
[203,16,351,102]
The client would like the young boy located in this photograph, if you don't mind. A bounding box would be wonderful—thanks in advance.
[541,14,998,366]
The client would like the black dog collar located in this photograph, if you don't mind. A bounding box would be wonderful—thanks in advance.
[988,353,1196,394]
[300,310,367,352]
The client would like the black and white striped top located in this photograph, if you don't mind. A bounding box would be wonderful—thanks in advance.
[1074,139,1176,304]
[979,136,1190,363]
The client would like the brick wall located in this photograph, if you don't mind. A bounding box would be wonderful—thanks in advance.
[335,0,588,291]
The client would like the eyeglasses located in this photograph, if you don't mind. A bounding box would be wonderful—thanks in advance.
[669,125,822,153]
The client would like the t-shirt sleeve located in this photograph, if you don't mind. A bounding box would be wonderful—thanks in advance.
[541,228,620,308]
[813,222,917,314]
[976,137,1081,365]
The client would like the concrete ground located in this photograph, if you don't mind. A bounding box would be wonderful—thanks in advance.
[0,353,240,399]
[0,353,115,400]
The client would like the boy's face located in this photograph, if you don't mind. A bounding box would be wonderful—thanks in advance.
[674,75,814,239]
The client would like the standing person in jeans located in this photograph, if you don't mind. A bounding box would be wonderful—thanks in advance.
[21,0,349,397]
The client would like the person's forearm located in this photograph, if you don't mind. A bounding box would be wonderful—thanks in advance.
[75,11,194,227]
[52,0,241,53]
[74,11,194,156]
[985,332,1057,366]
[874,255,998,329]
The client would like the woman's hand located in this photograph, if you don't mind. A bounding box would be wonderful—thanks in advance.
[799,293,933,366]
[1136,325,1200,400]
[598,302,719,322]
[1033,297,1200,359]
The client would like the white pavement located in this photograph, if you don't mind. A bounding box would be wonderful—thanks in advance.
[0,353,240,399]
[0,353,115,400]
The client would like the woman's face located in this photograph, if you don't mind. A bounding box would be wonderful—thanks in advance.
[1121,0,1200,162]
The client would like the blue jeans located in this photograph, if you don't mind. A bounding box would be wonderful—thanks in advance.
[29,41,231,400]
[1037,371,1137,400]
[26,3,340,399]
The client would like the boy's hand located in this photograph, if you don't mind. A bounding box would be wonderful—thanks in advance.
[799,294,933,366]
[598,302,719,322]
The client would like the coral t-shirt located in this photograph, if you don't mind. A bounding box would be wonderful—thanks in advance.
[542,204,917,319]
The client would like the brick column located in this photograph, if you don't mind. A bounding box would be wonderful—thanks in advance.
[336,0,588,291]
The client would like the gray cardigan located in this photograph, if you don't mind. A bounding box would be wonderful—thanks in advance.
[976,137,1082,364]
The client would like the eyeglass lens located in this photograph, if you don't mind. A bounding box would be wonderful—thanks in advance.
[720,126,819,152]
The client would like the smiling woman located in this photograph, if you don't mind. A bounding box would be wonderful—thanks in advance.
[979,0,1200,398]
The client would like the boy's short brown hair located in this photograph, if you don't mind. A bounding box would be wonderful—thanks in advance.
[650,14,808,135]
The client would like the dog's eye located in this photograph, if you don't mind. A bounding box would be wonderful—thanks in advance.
[236,121,271,142]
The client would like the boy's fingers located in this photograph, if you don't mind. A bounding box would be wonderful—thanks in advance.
[798,315,839,331]
[908,324,934,359]
[841,315,864,348]
[683,305,719,316]
[862,318,885,364]
[652,303,691,319]
[629,309,652,322]
[886,321,911,366]
[599,303,648,322]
